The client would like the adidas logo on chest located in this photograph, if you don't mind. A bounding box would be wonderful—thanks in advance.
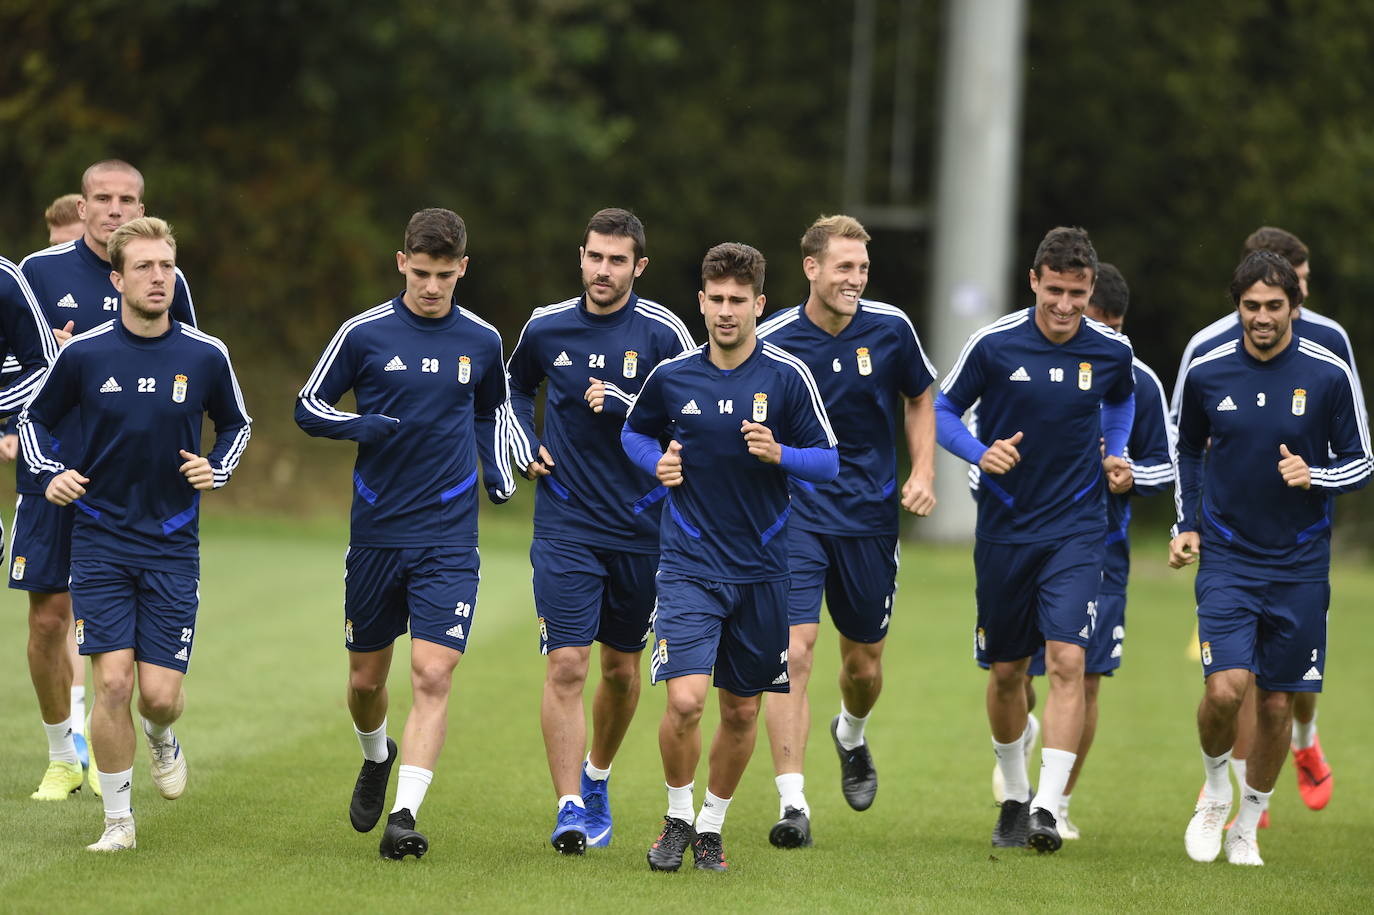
[99,377,122,393]
[1216,395,1237,412]
[680,399,701,415]
[57,293,79,309]
[553,351,572,367]
[384,355,407,372]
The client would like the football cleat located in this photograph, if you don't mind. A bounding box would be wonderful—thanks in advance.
[74,732,90,770]
[646,816,695,872]
[1027,807,1062,853]
[350,737,397,832]
[86,815,136,852]
[30,759,83,800]
[550,800,587,855]
[1185,798,1232,862]
[379,808,428,859]
[581,770,613,848]
[991,798,1029,848]
[1293,737,1332,811]
[1224,827,1264,866]
[830,716,877,810]
[692,831,728,871]
[768,805,813,848]
[145,729,187,799]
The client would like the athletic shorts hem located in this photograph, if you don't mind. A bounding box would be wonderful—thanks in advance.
[346,637,402,654]
[1255,677,1322,694]
[7,580,69,594]
[409,633,465,653]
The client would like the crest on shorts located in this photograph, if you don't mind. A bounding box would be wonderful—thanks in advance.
[976,627,986,651]
[657,638,669,665]
[172,374,188,403]
[1078,362,1093,391]
[11,555,25,580]
[345,619,354,644]
[1291,388,1307,416]
[1200,640,1212,666]
[538,617,548,642]
[856,347,873,376]
[75,618,84,645]
[458,356,472,384]
[623,350,638,379]
[752,392,768,422]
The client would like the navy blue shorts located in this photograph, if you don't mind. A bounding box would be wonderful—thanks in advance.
[530,538,656,654]
[1027,589,1126,677]
[787,528,899,643]
[345,546,480,653]
[69,560,199,673]
[1195,567,1328,693]
[973,531,1103,664]
[8,494,73,593]
[650,571,789,697]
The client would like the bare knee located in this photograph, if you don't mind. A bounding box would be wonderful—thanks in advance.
[546,648,590,695]
[95,668,135,707]
[665,691,706,730]
[349,666,387,699]
[1256,690,1294,726]
[718,695,760,732]
[599,653,640,695]
[990,661,1031,697]
[28,598,70,643]
[412,660,457,700]
[1203,672,1249,716]
[841,645,882,689]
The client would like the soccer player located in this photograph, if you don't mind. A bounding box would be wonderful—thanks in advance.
[18,160,197,803]
[755,214,936,847]
[506,208,695,854]
[18,216,252,851]
[295,208,516,860]
[1174,250,1369,867]
[991,264,1173,838]
[622,243,837,871]
[935,227,1135,853]
[1171,227,1359,817]
[45,194,85,246]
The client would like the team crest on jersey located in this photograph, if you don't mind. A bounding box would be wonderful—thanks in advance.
[75,618,84,645]
[976,627,986,651]
[1200,640,1212,666]
[1291,388,1307,416]
[856,347,873,376]
[172,374,188,403]
[345,619,354,644]
[1078,362,1093,391]
[458,356,472,384]
[623,350,638,379]
[657,639,669,665]
[752,392,768,422]
[11,555,25,580]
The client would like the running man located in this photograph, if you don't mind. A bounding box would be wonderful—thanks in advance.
[622,243,837,871]
[295,208,516,860]
[19,216,251,851]
[507,208,694,854]
[756,214,936,847]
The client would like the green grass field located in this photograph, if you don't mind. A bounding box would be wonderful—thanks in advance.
[2,506,1372,913]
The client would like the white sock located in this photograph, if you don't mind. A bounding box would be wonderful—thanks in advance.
[775,772,807,817]
[1228,756,1246,795]
[71,688,87,736]
[355,719,389,763]
[835,703,868,750]
[98,767,134,820]
[993,735,1030,802]
[391,765,433,816]
[666,782,694,821]
[695,790,731,834]
[142,717,170,741]
[1292,713,1317,750]
[584,756,611,781]
[43,717,79,764]
[1203,749,1233,801]
[1030,747,1076,816]
[1061,792,1073,815]
[557,793,584,811]
[1233,780,1272,834]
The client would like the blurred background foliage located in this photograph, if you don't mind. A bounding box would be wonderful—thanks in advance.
[2,0,1371,532]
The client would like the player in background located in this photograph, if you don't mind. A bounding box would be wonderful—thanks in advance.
[989,264,1173,838]
[45,194,85,246]
[622,243,837,871]
[19,216,251,851]
[1173,250,1369,866]
[755,214,936,847]
[1171,228,1359,819]
[936,227,1135,854]
[507,208,695,855]
[295,208,515,860]
[18,161,197,803]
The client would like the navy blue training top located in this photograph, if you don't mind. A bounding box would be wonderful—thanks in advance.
[0,257,58,415]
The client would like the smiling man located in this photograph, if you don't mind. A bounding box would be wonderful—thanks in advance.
[935,226,1135,854]
[295,208,515,860]
[1173,250,1370,867]
[506,208,694,855]
[19,217,250,851]
[756,215,937,847]
[621,243,837,872]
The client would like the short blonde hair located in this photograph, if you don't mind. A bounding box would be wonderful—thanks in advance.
[44,193,82,230]
[108,216,176,272]
[800,214,870,261]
